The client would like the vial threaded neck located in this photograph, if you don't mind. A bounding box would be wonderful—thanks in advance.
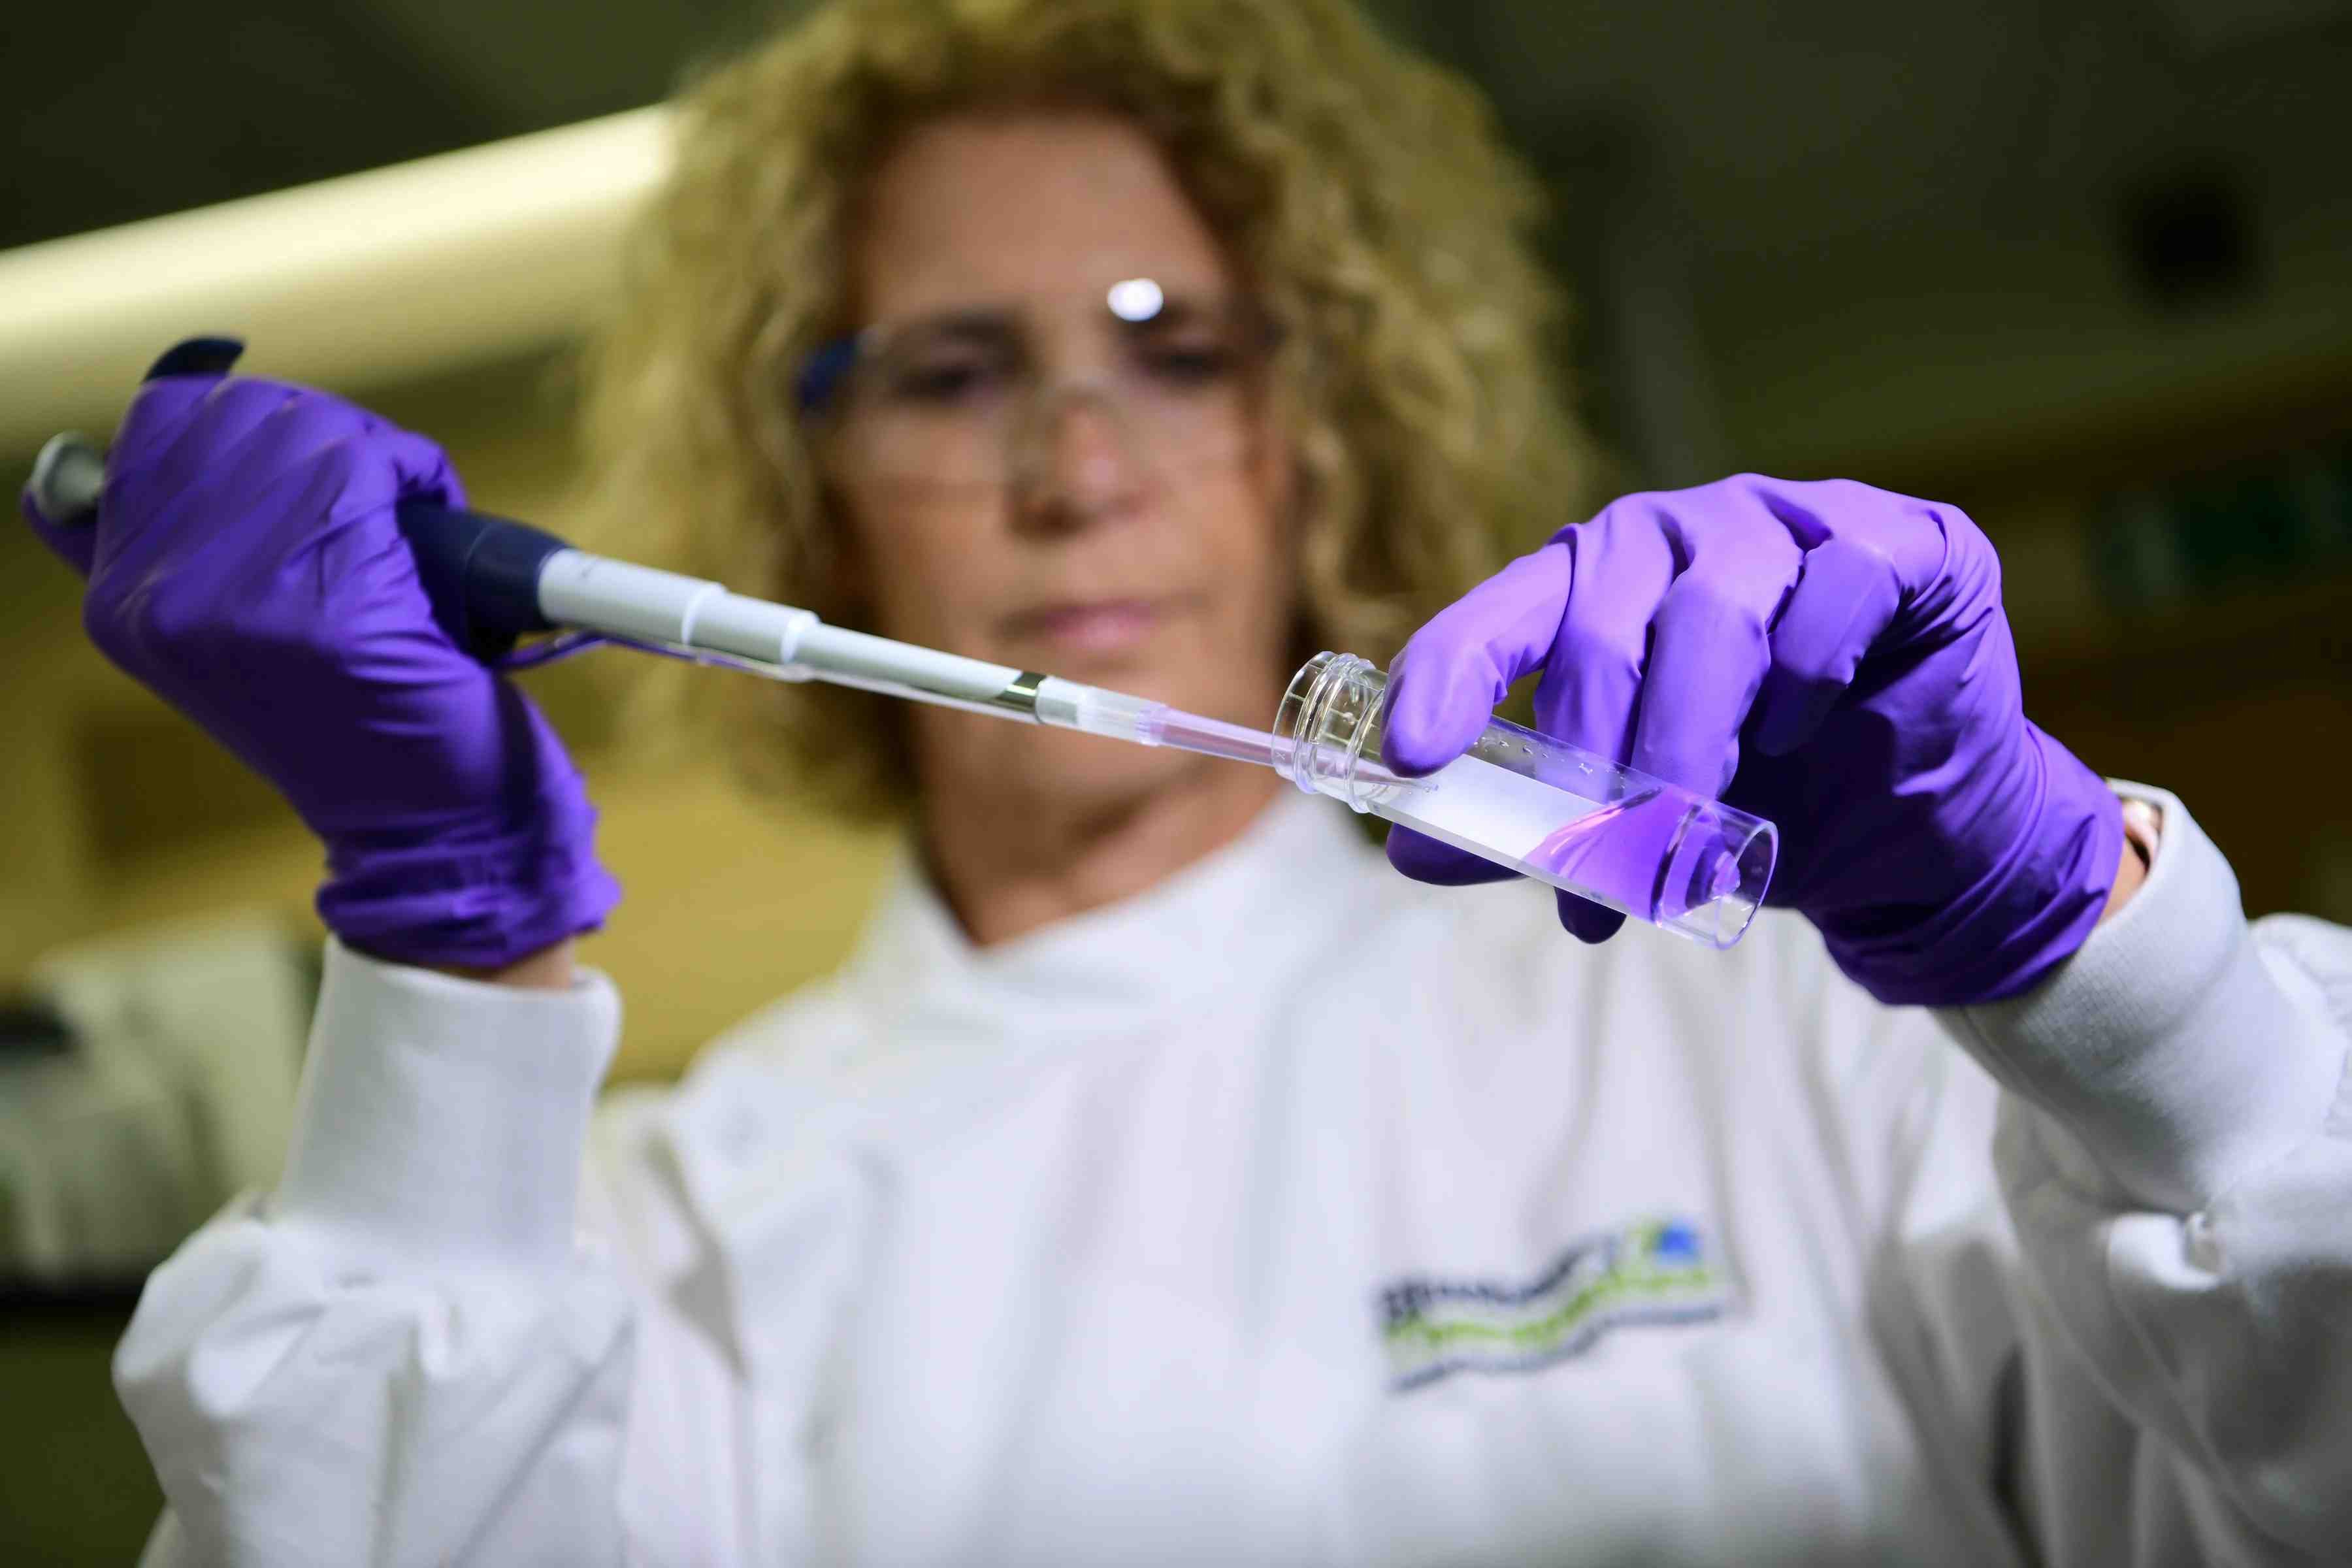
[1273,651,1386,811]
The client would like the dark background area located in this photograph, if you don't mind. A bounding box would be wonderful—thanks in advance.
[14,0,2352,476]
[6,1,2352,1560]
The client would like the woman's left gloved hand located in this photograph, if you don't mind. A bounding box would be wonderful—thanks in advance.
[1382,474,2125,1007]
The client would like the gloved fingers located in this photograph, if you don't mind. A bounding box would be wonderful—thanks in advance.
[1742,478,1979,757]
[97,378,312,575]
[1386,824,1520,885]
[1526,498,1679,770]
[149,393,459,568]
[372,419,468,513]
[297,412,466,562]
[83,380,463,689]
[1381,543,1574,776]
[21,483,97,577]
[1555,890,1626,943]
[1627,512,1803,794]
[1748,532,1902,755]
[293,420,472,661]
[1747,475,1957,594]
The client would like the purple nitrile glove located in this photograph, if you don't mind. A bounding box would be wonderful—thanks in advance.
[1381,474,2124,1007]
[20,341,619,971]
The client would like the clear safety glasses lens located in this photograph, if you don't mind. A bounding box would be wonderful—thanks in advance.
[797,281,1275,491]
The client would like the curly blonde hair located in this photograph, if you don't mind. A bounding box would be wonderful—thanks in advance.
[574,0,1597,817]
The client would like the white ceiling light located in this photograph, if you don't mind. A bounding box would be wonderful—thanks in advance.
[0,106,672,455]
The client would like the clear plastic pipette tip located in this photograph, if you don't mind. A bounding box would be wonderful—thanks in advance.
[1132,704,1419,789]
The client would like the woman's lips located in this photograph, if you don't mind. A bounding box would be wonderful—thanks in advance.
[1000,598,1173,657]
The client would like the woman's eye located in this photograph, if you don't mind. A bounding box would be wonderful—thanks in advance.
[1138,341,1239,386]
[884,355,1012,405]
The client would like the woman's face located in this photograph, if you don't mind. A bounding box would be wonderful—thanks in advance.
[828,109,1298,813]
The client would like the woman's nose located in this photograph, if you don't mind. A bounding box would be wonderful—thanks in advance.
[1007,382,1145,531]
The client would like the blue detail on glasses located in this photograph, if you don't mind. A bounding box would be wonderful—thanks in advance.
[794,335,863,414]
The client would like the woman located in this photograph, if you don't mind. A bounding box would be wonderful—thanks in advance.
[25,0,2350,1562]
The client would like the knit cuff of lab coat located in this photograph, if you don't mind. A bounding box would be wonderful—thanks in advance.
[270,935,621,1274]
[1944,783,2348,1215]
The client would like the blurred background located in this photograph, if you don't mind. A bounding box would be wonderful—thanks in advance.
[5,0,2350,1558]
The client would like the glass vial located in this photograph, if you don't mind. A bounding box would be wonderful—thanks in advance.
[1274,653,1776,948]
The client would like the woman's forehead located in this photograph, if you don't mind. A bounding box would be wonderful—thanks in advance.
[848,108,1236,321]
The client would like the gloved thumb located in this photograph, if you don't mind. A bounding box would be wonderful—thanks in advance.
[113,336,248,457]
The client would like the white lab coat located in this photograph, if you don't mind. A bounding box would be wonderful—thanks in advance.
[114,785,2352,1565]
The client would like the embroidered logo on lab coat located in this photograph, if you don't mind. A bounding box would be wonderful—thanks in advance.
[1379,1218,1726,1390]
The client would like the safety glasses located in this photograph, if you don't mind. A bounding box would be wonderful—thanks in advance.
[795,278,1279,493]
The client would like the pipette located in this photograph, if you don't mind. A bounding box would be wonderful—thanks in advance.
[27,432,1414,789]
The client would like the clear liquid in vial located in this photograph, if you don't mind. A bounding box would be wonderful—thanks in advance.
[1365,753,1740,924]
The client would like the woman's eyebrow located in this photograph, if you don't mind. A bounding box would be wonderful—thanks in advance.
[892,305,1021,342]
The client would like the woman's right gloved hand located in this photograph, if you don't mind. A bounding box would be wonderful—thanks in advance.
[19,340,619,971]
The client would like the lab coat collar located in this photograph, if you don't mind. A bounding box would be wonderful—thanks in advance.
[841,788,1385,1037]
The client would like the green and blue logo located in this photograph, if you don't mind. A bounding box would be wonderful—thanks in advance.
[1379,1218,1727,1391]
